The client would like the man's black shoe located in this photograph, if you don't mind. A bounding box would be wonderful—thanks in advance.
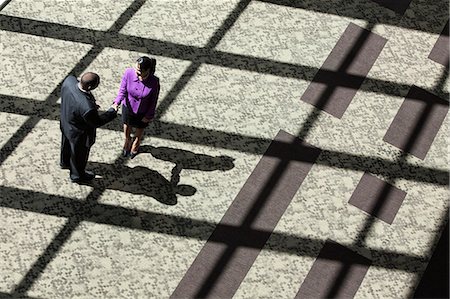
[70,171,95,183]
[60,164,70,170]
[82,170,95,180]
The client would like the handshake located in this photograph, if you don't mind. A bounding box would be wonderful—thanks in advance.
[110,103,120,112]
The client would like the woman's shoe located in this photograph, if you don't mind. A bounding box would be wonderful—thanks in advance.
[123,137,132,157]
[122,149,130,157]
[130,150,138,159]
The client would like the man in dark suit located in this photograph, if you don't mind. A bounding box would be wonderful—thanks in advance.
[60,72,118,183]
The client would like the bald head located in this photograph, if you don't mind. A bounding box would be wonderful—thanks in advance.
[80,72,100,91]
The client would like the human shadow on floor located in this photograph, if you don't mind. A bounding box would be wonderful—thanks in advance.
[88,161,196,205]
[139,145,235,186]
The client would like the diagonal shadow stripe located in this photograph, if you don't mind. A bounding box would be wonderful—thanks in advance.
[0,0,447,36]
[171,131,321,298]
[0,292,40,299]
[0,0,448,296]
[180,21,379,299]
[0,44,103,166]
[257,0,449,34]
[11,186,106,296]
[0,0,147,166]
[0,0,150,295]
[0,1,12,12]
[155,0,251,117]
[0,94,447,186]
[0,184,427,273]
[1,15,448,102]
[12,217,85,295]
[173,20,448,297]
[321,32,450,299]
[410,213,449,298]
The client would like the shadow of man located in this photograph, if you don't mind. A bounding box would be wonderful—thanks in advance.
[89,161,196,205]
[140,145,235,186]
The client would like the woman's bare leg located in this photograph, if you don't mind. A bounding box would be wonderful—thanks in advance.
[123,124,132,156]
[131,127,144,157]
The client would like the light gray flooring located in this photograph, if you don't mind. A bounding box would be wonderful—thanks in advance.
[0,0,448,298]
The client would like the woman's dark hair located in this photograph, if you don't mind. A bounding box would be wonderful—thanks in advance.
[136,56,156,75]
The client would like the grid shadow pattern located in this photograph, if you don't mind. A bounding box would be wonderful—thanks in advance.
[0,0,448,297]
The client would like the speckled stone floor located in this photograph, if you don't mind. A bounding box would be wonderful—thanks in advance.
[0,0,448,298]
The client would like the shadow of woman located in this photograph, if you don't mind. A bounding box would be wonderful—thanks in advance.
[139,145,235,186]
[89,161,196,205]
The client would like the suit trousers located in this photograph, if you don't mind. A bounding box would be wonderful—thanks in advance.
[60,133,91,181]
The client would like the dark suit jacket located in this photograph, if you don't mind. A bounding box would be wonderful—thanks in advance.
[60,75,116,147]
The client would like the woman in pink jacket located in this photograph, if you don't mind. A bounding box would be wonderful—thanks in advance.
[113,56,160,159]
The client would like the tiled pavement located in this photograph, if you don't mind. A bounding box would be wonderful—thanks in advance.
[0,0,448,298]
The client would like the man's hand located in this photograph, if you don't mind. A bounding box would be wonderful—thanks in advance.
[142,117,152,123]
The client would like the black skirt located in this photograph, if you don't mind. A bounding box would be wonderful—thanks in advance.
[121,103,149,128]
